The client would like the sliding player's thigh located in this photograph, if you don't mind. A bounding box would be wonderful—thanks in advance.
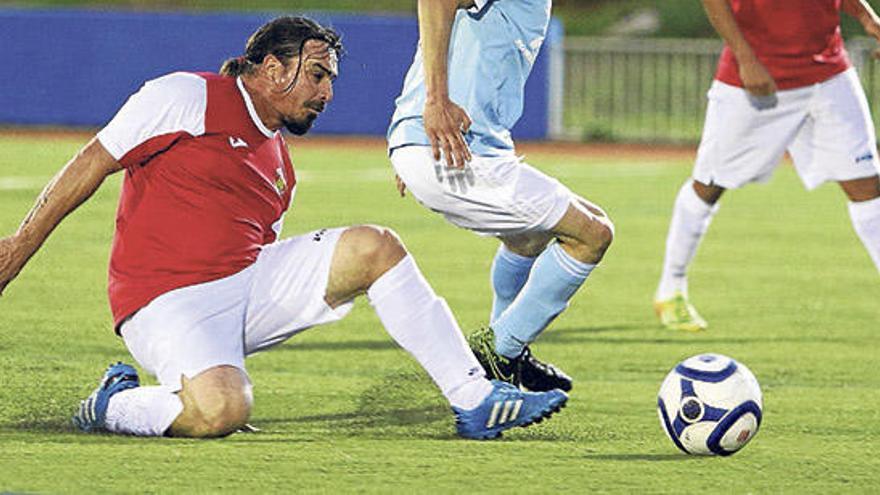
[243,228,354,355]
[120,267,255,391]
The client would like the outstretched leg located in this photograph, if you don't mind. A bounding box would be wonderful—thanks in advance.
[324,225,568,438]
[324,225,491,410]
[654,179,723,332]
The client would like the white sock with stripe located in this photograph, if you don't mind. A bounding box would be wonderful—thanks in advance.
[367,255,493,411]
[848,195,880,273]
[104,386,183,436]
[656,180,719,300]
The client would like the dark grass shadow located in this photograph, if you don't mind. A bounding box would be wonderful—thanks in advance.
[549,324,647,335]
[246,368,453,440]
[259,404,445,428]
[246,367,581,443]
[538,324,648,343]
[0,418,72,434]
[269,339,398,352]
[582,453,699,462]
[537,324,866,346]
[267,324,864,353]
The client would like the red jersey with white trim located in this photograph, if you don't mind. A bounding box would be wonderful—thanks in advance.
[715,0,851,90]
[97,72,296,326]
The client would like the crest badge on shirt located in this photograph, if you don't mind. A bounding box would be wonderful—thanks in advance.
[274,167,287,195]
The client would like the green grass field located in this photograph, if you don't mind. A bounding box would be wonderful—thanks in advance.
[1,134,878,493]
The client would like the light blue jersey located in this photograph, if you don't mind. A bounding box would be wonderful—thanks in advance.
[387,0,552,157]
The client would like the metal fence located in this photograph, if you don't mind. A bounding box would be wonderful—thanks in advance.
[558,36,880,144]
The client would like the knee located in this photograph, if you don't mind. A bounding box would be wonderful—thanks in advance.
[197,392,251,438]
[569,196,614,259]
[171,367,252,438]
[566,214,614,264]
[588,216,615,260]
[345,225,408,282]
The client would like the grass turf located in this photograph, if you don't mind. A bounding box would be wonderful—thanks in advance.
[0,135,878,493]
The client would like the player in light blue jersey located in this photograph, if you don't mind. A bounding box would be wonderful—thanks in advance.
[388,0,614,393]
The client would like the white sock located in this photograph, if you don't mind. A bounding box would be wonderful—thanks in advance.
[848,196,880,273]
[656,180,719,300]
[367,255,493,410]
[104,386,183,436]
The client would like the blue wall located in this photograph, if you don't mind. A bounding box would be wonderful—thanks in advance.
[0,8,559,139]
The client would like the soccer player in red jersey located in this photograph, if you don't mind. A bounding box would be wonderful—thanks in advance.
[0,16,566,439]
[655,0,880,331]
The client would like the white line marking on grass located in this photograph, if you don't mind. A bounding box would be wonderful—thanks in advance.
[0,177,50,190]
[297,164,671,184]
[2,162,670,191]
[296,168,394,183]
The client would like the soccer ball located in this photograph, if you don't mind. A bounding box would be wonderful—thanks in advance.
[657,353,763,456]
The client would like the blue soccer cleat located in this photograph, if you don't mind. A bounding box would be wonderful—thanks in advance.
[453,380,568,440]
[72,362,140,433]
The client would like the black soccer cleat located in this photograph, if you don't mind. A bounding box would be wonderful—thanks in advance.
[519,346,573,392]
[468,327,521,387]
[467,328,573,392]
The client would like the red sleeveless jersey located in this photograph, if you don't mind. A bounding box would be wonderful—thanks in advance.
[715,0,851,89]
[97,72,296,326]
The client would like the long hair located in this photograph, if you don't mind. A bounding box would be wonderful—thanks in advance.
[220,16,342,77]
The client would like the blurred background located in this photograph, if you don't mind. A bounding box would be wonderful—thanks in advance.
[1,0,879,143]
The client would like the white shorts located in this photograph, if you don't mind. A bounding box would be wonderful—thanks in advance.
[694,68,880,190]
[390,146,574,236]
[119,227,354,390]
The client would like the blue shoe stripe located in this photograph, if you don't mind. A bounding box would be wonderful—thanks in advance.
[454,382,567,439]
[73,363,141,433]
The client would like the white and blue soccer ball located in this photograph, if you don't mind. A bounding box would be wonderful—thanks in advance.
[657,353,763,456]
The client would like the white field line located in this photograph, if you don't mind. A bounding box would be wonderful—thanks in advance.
[0,177,51,190]
[298,163,671,183]
[0,164,670,192]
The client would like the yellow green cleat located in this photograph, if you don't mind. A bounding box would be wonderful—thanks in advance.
[654,293,708,332]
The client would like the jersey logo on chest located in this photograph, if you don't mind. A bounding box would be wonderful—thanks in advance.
[229,136,249,149]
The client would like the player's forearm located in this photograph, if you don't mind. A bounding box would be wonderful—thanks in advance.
[417,0,466,102]
[14,138,121,257]
[843,0,880,27]
[701,0,759,63]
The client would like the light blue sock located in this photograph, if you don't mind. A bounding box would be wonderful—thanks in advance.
[490,244,537,324]
[493,242,595,358]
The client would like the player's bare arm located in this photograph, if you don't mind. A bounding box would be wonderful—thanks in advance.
[418,0,474,168]
[0,139,121,295]
[843,0,880,57]
[701,0,776,96]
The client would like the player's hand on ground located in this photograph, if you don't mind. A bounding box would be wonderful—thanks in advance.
[423,97,472,169]
[0,236,26,296]
[395,174,407,197]
[739,58,777,96]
